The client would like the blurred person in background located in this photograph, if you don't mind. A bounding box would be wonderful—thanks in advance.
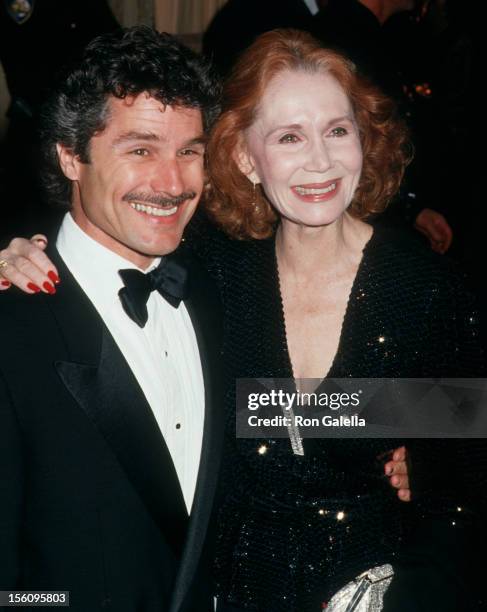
[203,0,320,78]
[0,0,119,228]
[311,0,454,253]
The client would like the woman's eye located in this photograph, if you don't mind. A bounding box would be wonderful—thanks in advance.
[330,127,348,137]
[278,133,299,144]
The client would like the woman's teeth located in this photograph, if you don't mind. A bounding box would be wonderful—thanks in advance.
[129,202,178,217]
[295,183,337,195]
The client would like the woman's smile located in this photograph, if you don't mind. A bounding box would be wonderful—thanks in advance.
[291,178,341,202]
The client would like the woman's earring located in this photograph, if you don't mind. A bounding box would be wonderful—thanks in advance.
[251,180,260,212]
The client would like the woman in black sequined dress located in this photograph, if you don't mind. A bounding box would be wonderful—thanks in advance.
[203,30,486,612]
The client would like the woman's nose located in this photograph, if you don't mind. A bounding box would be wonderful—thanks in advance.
[304,138,332,174]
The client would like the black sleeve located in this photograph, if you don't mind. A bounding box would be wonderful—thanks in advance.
[0,369,24,588]
[387,264,487,611]
[409,262,487,513]
[383,516,486,611]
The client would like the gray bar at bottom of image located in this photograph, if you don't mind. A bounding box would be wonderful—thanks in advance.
[0,592,69,607]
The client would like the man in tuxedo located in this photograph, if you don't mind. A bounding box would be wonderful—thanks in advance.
[0,26,223,611]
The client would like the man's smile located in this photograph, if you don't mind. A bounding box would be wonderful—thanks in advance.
[128,201,180,217]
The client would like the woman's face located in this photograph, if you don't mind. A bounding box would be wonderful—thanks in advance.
[241,69,363,228]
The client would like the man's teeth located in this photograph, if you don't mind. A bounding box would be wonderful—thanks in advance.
[294,183,337,196]
[129,202,178,217]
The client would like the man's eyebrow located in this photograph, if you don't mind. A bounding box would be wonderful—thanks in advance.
[112,131,160,146]
[183,135,207,147]
[112,132,207,147]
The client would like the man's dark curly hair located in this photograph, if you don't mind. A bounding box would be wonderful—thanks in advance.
[40,26,221,208]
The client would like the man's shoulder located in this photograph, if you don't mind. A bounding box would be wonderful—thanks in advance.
[0,286,52,321]
[0,259,101,353]
[0,290,62,383]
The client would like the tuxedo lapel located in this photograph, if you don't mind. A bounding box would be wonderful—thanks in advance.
[48,248,189,559]
[170,252,225,612]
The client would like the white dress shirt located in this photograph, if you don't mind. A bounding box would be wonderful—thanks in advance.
[302,0,319,15]
[56,213,205,512]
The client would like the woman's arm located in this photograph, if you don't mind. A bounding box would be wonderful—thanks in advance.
[0,235,59,293]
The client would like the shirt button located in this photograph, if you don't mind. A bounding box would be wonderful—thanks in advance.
[175,423,181,430]
[164,351,168,357]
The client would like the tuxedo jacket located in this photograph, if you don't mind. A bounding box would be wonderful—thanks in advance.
[0,240,225,612]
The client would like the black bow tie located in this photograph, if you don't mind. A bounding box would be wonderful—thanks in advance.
[118,255,189,328]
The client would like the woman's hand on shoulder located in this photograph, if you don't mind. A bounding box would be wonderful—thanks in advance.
[414,208,453,255]
[0,235,59,294]
[385,446,411,502]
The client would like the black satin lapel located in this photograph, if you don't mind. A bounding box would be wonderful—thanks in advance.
[184,255,223,425]
[55,326,189,558]
[170,255,225,612]
[44,246,104,364]
[46,246,189,558]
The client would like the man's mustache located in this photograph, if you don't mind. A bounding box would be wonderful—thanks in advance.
[122,191,197,207]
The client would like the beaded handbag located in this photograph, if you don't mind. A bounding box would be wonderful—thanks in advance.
[325,564,394,611]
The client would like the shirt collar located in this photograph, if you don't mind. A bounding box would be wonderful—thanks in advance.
[56,212,160,315]
[302,0,319,15]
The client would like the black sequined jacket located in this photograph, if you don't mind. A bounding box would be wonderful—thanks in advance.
[191,221,487,612]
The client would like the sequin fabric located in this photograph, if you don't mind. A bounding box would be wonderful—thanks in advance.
[189,221,487,611]
[325,564,394,611]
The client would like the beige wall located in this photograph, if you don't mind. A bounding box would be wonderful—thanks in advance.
[108,0,154,27]
[108,0,228,31]
[155,0,227,34]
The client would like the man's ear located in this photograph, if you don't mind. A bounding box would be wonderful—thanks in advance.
[234,143,260,185]
[56,143,82,181]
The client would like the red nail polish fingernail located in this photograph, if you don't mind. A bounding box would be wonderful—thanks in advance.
[27,282,41,293]
[43,282,56,295]
[48,271,60,284]
[1,280,11,287]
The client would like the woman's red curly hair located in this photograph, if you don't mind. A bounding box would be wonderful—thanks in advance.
[205,29,412,240]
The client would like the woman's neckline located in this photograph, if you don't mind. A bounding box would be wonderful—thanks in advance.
[273,223,377,382]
